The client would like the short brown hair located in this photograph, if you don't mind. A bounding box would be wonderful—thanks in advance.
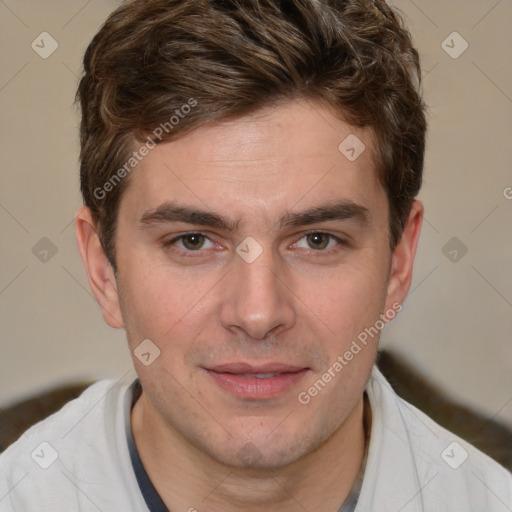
[77,0,427,270]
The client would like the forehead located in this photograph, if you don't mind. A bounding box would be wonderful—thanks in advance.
[121,99,385,223]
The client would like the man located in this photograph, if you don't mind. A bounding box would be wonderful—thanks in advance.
[1,0,511,510]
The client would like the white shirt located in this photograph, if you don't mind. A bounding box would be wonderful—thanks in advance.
[0,366,511,511]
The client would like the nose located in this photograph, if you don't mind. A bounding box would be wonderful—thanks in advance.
[219,245,296,341]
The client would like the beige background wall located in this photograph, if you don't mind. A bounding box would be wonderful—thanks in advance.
[1,0,511,428]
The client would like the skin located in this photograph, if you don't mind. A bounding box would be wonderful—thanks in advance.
[76,99,423,511]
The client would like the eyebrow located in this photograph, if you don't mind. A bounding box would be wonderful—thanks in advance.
[139,200,369,231]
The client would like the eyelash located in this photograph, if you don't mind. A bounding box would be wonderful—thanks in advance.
[162,231,348,258]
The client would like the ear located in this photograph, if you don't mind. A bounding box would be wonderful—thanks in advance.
[384,200,423,311]
[75,206,124,329]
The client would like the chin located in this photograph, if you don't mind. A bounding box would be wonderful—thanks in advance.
[206,422,327,471]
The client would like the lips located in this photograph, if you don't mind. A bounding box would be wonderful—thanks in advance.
[208,362,307,374]
[204,362,309,399]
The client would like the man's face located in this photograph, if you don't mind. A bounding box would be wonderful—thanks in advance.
[106,99,403,468]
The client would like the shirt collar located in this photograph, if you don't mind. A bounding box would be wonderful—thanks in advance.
[124,379,370,512]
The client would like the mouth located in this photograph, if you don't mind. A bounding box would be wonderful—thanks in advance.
[204,363,310,400]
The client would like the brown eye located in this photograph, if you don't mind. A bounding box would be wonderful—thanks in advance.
[306,233,330,250]
[180,233,207,250]
[163,232,215,253]
[294,232,346,254]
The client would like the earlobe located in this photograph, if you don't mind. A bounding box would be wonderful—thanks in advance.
[384,200,424,311]
[75,206,124,329]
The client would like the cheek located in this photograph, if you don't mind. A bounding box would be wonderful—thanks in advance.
[306,264,388,336]
[116,261,178,344]
[117,256,220,351]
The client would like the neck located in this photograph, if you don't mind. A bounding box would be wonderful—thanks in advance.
[131,392,368,512]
